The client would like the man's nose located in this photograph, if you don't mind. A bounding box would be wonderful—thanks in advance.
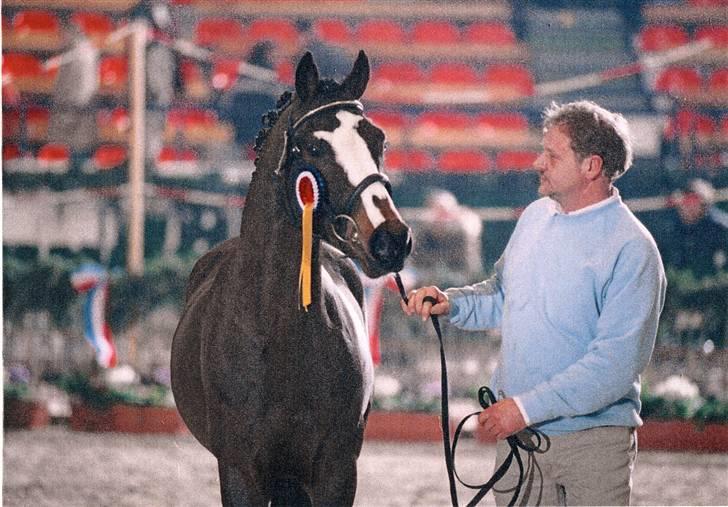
[533,153,546,172]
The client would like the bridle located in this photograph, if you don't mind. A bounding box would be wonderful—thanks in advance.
[393,273,548,507]
[276,99,392,249]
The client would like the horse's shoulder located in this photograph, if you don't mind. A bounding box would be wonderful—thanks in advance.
[186,237,242,302]
[321,244,364,308]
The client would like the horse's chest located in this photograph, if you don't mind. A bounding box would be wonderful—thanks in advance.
[321,267,374,416]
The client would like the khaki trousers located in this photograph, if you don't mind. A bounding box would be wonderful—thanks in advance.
[493,426,637,506]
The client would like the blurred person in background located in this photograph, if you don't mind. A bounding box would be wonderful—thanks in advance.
[216,41,282,157]
[662,178,727,279]
[410,189,483,286]
[402,101,666,506]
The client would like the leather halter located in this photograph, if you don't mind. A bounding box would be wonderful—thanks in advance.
[277,99,392,228]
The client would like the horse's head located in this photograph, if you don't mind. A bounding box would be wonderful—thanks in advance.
[271,50,411,277]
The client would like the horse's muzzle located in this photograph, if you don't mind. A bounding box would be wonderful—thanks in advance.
[369,224,412,272]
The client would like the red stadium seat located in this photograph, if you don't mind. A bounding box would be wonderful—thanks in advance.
[93,144,127,170]
[97,107,130,142]
[495,150,538,171]
[638,25,689,52]
[372,62,425,84]
[276,61,295,85]
[3,142,21,161]
[483,64,535,99]
[156,146,200,177]
[476,112,530,147]
[70,12,115,48]
[355,19,406,44]
[463,21,517,46]
[384,148,434,172]
[687,0,728,6]
[26,106,50,141]
[99,56,128,94]
[3,110,21,139]
[438,150,492,173]
[664,109,716,143]
[416,111,472,130]
[2,52,56,93]
[720,115,728,142]
[8,10,62,49]
[694,25,728,48]
[655,67,703,96]
[312,19,352,44]
[367,110,409,144]
[194,18,247,53]
[37,143,70,172]
[411,20,460,44]
[248,18,300,51]
[212,59,241,90]
[180,59,210,100]
[708,68,728,94]
[429,63,478,86]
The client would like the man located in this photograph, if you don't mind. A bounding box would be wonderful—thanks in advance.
[402,101,667,505]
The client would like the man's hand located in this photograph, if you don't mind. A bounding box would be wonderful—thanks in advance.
[478,398,527,440]
[400,286,450,320]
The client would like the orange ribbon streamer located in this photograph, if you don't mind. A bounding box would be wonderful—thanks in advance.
[299,201,313,311]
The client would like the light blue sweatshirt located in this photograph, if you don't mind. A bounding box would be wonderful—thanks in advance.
[445,192,667,435]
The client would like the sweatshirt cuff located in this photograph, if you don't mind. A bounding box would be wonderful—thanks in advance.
[512,395,531,426]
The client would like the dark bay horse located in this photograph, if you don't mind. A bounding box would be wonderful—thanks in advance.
[171,50,411,506]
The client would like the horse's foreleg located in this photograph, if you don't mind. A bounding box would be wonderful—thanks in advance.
[310,452,358,507]
[218,460,267,507]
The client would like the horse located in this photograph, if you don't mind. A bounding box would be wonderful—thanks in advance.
[171,50,412,506]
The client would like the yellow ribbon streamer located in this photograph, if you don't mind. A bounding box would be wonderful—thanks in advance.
[299,202,313,311]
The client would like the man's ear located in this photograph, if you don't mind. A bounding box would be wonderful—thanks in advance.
[582,155,604,181]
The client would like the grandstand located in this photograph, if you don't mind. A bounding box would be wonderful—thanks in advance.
[2,0,727,375]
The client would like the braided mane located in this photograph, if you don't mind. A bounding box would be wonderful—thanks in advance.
[252,79,346,161]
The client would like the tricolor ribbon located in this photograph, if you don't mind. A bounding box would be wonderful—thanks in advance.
[296,172,319,311]
[71,264,117,368]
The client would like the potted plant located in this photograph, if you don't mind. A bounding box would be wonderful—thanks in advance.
[4,365,50,429]
[59,366,186,434]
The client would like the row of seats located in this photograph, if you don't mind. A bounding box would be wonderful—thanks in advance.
[655,66,728,99]
[2,140,540,175]
[3,50,536,103]
[638,24,728,52]
[3,9,521,56]
[664,109,728,145]
[3,10,122,51]
[384,148,538,173]
[4,104,537,149]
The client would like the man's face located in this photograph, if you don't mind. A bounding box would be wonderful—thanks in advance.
[533,125,589,206]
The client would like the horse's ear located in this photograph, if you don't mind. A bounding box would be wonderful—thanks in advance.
[340,50,369,100]
[295,51,319,103]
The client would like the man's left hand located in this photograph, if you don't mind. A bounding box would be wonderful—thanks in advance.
[477,398,527,440]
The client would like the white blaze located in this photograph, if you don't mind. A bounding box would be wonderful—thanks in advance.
[314,111,398,228]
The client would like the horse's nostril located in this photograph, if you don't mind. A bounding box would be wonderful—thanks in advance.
[370,227,409,269]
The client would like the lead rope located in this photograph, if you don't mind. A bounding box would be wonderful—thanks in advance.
[393,273,543,507]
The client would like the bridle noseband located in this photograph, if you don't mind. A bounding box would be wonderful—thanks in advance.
[277,99,392,248]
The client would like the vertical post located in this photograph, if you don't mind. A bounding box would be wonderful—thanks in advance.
[127,20,146,276]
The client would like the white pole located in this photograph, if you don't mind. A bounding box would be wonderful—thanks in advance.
[127,20,146,276]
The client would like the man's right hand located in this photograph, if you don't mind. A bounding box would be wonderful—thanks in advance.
[401,286,450,321]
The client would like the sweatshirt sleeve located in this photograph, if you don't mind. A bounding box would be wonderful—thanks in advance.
[517,238,667,425]
[444,254,506,331]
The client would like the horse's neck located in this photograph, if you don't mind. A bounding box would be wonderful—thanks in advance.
[238,171,323,319]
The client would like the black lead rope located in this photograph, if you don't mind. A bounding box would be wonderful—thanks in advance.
[393,273,543,507]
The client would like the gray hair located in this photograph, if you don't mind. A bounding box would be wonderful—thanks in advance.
[543,100,633,181]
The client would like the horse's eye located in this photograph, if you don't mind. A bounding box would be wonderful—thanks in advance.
[307,141,326,157]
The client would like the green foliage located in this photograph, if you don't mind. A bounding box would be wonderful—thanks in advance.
[640,392,692,420]
[693,397,728,424]
[3,382,30,402]
[56,372,170,410]
[3,254,197,332]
